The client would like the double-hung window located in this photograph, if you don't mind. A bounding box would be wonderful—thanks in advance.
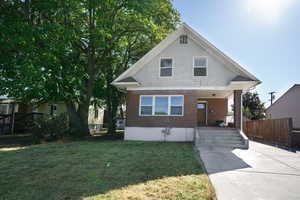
[140,96,153,115]
[170,96,184,115]
[193,57,207,76]
[139,95,184,116]
[160,58,173,77]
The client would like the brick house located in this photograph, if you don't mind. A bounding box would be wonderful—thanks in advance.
[112,23,261,142]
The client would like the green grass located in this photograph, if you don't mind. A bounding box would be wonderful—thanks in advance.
[0,140,215,200]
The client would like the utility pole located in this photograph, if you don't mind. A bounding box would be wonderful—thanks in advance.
[268,92,276,105]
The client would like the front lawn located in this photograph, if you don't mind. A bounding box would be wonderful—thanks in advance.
[0,140,215,200]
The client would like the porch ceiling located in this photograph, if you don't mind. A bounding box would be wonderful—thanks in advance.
[195,90,232,98]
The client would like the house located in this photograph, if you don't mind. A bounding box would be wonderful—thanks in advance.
[112,23,261,142]
[266,84,300,129]
[0,97,104,134]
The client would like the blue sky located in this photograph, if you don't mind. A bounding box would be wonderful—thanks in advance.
[173,0,300,107]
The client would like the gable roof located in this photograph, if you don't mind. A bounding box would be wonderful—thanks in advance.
[267,84,300,111]
[113,23,260,85]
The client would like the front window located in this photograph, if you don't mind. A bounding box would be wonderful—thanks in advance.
[194,57,207,76]
[140,96,153,115]
[170,96,184,115]
[139,95,184,116]
[160,58,173,77]
[154,96,169,115]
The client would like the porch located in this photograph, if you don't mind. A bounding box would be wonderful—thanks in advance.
[195,90,242,130]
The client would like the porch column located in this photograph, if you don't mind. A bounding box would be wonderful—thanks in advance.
[234,90,242,130]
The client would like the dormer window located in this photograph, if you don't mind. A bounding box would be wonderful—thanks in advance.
[180,35,188,44]
[193,57,207,76]
[160,58,173,77]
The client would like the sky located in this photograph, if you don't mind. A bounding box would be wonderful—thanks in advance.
[173,0,300,107]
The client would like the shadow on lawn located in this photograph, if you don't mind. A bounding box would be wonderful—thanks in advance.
[0,140,209,200]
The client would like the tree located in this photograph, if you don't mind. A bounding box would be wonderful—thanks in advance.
[0,0,180,136]
[242,92,266,120]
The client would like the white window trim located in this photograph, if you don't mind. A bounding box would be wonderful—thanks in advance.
[139,95,153,116]
[159,57,174,78]
[139,95,184,116]
[193,56,208,77]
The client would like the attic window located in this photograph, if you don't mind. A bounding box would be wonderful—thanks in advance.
[179,35,188,44]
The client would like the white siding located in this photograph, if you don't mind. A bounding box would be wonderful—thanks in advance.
[134,35,240,88]
[267,85,300,128]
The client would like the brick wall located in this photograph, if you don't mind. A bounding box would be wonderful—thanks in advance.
[126,90,228,127]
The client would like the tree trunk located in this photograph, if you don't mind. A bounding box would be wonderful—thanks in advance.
[120,106,124,119]
[66,103,90,137]
[106,84,119,134]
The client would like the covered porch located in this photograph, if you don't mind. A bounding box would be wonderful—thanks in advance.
[194,89,243,130]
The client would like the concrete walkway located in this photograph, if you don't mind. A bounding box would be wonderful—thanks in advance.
[197,141,300,200]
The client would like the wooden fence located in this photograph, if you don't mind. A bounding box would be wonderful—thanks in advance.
[243,118,293,147]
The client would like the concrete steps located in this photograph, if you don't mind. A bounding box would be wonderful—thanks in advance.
[196,128,248,149]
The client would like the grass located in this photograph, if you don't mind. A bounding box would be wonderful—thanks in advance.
[0,140,215,200]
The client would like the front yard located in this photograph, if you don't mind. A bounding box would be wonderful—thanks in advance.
[0,140,215,200]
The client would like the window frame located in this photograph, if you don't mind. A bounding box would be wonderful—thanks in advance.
[139,95,154,116]
[159,57,174,78]
[179,34,188,44]
[193,56,208,77]
[139,95,184,116]
[94,108,99,119]
[0,104,9,114]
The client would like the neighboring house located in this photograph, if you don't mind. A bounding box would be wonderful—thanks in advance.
[88,106,104,131]
[35,103,104,131]
[112,23,261,141]
[266,84,300,129]
[0,97,14,114]
[0,97,104,133]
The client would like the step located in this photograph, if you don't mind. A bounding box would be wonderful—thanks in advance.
[199,139,244,145]
[199,143,248,149]
[198,130,238,133]
[198,138,243,143]
[199,133,239,137]
[199,135,242,139]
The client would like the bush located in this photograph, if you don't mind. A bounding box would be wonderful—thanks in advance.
[32,114,69,143]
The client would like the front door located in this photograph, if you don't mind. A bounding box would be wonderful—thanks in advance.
[197,103,207,126]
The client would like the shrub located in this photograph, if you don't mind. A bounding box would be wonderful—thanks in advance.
[32,113,69,143]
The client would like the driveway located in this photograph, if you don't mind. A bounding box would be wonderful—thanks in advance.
[197,141,300,200]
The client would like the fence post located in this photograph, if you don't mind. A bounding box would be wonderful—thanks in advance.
[287,118,293,148]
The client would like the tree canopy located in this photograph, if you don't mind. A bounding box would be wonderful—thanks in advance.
[0,0,180,135]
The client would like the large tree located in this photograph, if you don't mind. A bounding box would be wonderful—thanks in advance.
[0,0,180,136]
